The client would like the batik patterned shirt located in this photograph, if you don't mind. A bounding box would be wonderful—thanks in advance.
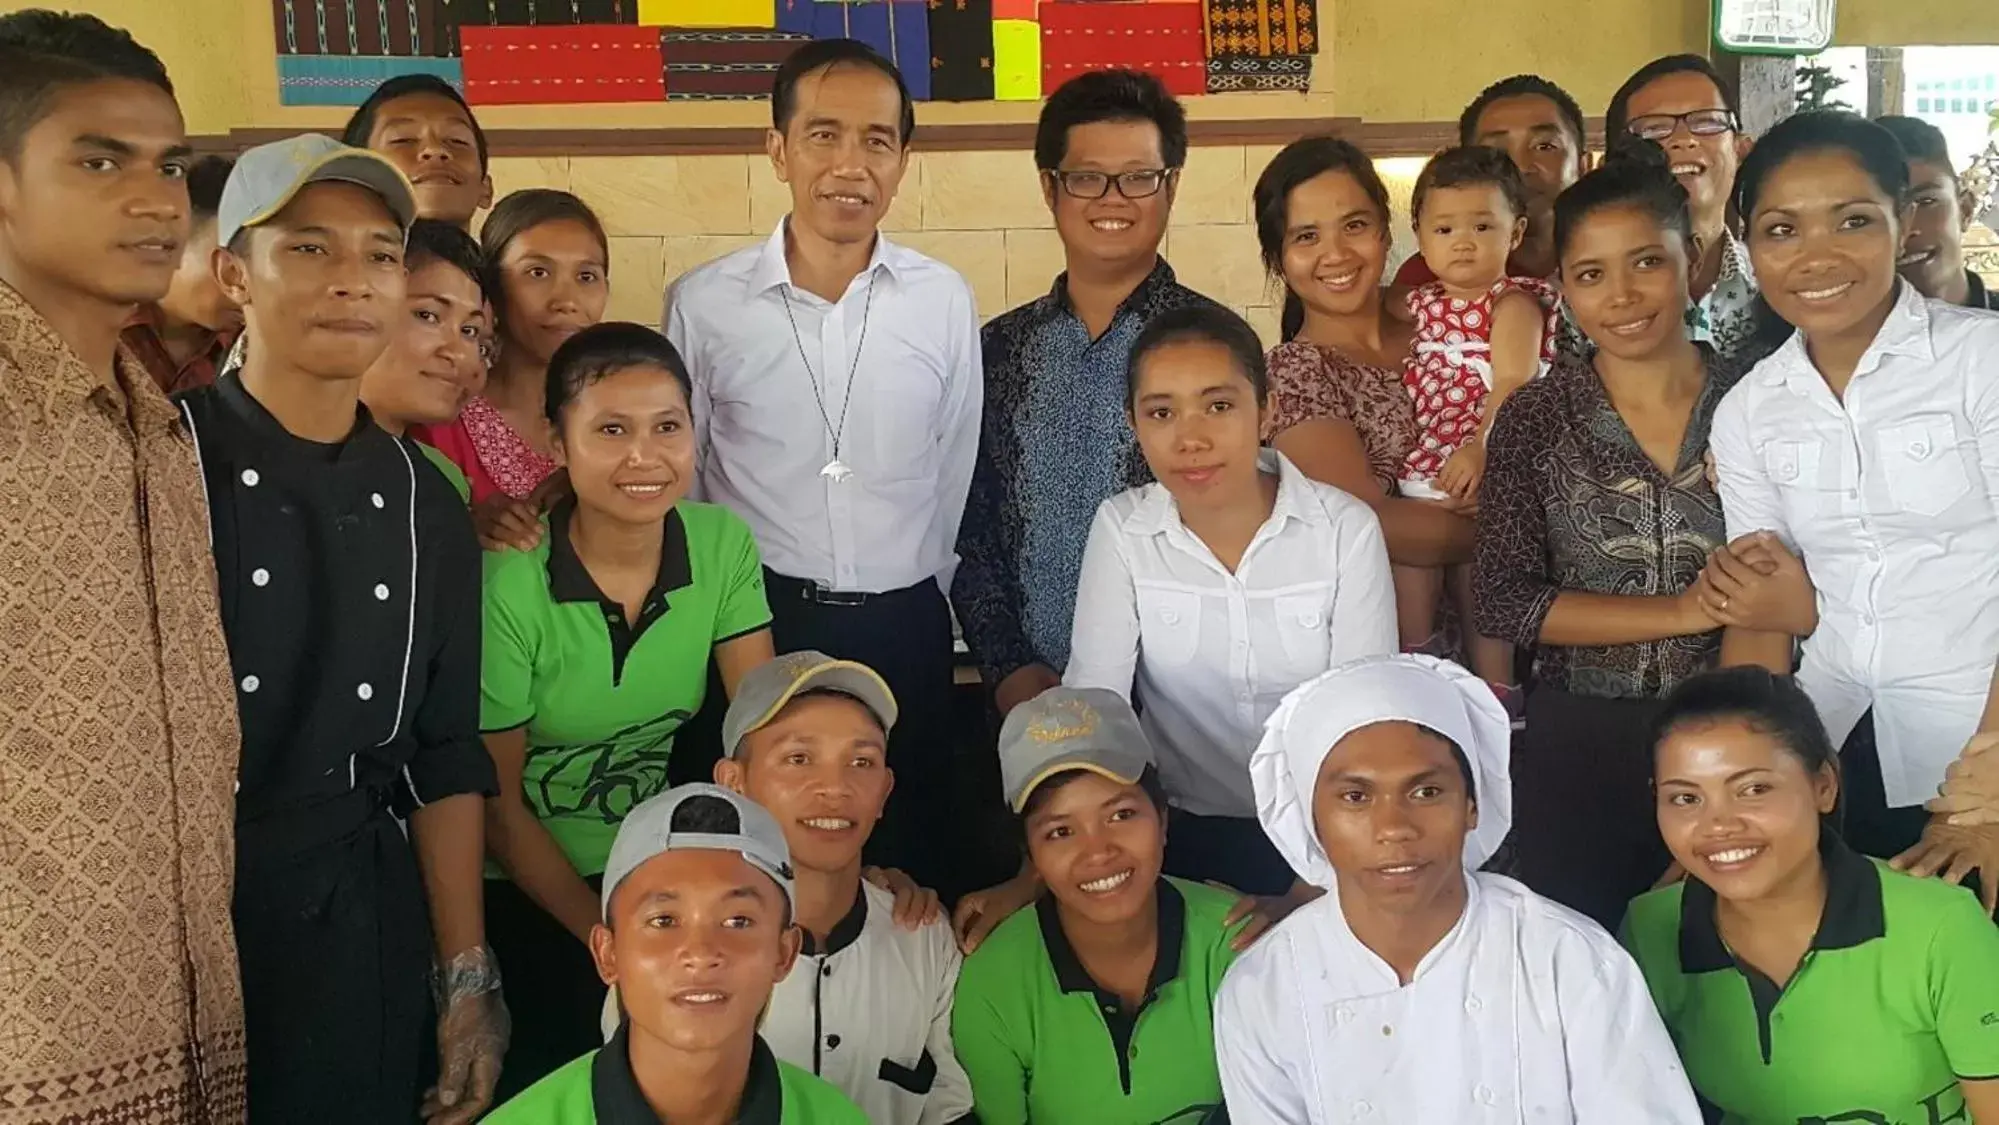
[952,260,1223,682]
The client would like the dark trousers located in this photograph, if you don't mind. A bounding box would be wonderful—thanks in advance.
[764,570,964,896]
[486,874,608,1102]
[235,793,432,1124]
[1163,808,1296,897]
[1510,688,1672,930]
[1839,712,1933,860]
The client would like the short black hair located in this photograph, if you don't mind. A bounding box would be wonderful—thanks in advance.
[404,218,490,305]
[0,10,174,159]
[1553,133,1692,264]
[770,38,914,147]
[1458,74,1587,153]
[1035,69,1188,172]
[1411,144,1530,225]
[545,322,693,426]
[1126,303,1268,409]
[1020,764,1169,824]
[1875,114,1954,173]
[1606,54,1740,139]
[1649,668,1841,816]
[186,155,233,225]
[341,74,488,172]
[1735,109,1910,219]
[1253,136,1394,340]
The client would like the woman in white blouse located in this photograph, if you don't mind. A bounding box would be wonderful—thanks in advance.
[1215,654,1704,1124]
[1064,304,1396,903]
[1707,110,1999,899]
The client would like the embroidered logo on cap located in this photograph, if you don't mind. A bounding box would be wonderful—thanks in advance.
[1028,696,1098,743]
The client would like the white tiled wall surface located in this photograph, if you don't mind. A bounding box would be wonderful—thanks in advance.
[488,150,1429,346]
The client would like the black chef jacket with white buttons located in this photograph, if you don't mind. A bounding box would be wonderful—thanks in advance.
[178,373,495,825]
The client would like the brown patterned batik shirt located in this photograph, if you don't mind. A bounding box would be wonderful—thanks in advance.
[1472,348,1742,700]
[0,282,247,1124]
[1262,340,1419,496]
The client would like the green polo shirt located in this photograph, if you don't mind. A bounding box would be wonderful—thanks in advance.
[952,876,1238,1125]
[1622,832,1999,1125]
[417,441,471,504]
[488,1027,866,1124]
[481,498,771,875]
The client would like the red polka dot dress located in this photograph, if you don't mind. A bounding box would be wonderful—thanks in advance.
[1400,277,1562,490]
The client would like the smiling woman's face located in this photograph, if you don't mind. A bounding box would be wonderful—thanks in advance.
[1654,716,1837,904]
[1745,147,1906,343]
[554,362,695,528]
[1279,169,1390,321]
[1024,770,1165,929]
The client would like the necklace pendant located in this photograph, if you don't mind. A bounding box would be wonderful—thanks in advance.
[820,458,854,483]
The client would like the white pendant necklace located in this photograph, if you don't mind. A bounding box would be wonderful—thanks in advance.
[781,270,877,485]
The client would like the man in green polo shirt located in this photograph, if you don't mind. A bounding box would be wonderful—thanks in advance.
[488,782,866,1123]
[1624,830,1999,1124]
[952,687,1240,1125]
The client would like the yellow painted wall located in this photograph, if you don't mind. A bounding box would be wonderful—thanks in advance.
[1837,0,1999,47]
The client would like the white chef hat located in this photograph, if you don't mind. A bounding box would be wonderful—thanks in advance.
[1250,653,1513,887]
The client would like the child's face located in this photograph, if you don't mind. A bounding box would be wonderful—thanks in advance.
[591,850,801,1054]
[495,219,607,366]
[0,77,191,309]
[1129,338,1266,511]
[553,362,695,527]
[364,92,492,227]
[716,694,893,877]
[358,257,487,430]
[159,217,242,335]
[1416,183,1527,292]
[1023,772,1165,929]
[219,181,407,382]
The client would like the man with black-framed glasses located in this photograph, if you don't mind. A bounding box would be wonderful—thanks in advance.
[951,69,1225,949]
[1607,55,1766,367]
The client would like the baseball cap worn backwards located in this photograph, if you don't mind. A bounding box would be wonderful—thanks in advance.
[216,133,417,248]
[600,783,796,923]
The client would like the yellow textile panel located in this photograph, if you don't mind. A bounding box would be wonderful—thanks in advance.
[638,0,775,27]
[993,19,1041,101]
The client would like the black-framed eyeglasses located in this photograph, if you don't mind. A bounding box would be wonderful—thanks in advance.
[1626,109,1738,142]
[1048,168,1173,200]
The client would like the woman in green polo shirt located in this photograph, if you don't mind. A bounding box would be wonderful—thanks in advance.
[480,321,776,1099]
[953,686,1239,1125]
[1623,667,1999,1124]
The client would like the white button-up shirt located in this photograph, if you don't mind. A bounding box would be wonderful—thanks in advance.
[1710,284,1999,807]
[664,222,982,594]
[1063,451,1396,817]
[1214,873,1704,1125]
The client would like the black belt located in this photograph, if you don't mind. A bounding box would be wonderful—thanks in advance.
[764,569,933,608]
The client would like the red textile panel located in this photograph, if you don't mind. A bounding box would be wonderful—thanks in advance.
[460,24,664,104]
[1039,1,1206,98]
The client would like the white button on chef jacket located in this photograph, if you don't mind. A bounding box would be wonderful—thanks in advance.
[1215,873,1704,1124]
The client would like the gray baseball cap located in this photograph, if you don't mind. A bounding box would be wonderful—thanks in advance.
[723,650,899,760]
[216,133,417,248]
[998,686,1155,813]
[600,783,795,923]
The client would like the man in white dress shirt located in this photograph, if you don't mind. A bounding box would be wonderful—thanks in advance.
[665,38,982,894]
[1214,655,1702,1124]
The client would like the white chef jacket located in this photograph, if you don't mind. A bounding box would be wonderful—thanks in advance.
[1064,450,1397,817]
[1709,283,1999,806]
[1214,873,1703,1125]
[664,221,983,595]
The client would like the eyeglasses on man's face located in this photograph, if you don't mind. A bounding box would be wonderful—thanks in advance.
[1048,168,1173,200]
[1626,109,1738,142]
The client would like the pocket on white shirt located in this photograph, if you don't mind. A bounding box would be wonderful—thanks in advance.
[1274,592,1331,670]
[1136,586,1203,667]
[1764,437,1833,524]
[1879,414,1971,517]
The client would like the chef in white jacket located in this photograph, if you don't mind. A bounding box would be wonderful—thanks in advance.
[1213,654,1704,1124]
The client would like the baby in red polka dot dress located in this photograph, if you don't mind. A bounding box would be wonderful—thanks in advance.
[1397,146,1560,694]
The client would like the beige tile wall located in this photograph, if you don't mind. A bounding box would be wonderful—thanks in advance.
[488,149,1429,346]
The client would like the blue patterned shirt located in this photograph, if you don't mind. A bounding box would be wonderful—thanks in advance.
[951,260,1223,683]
